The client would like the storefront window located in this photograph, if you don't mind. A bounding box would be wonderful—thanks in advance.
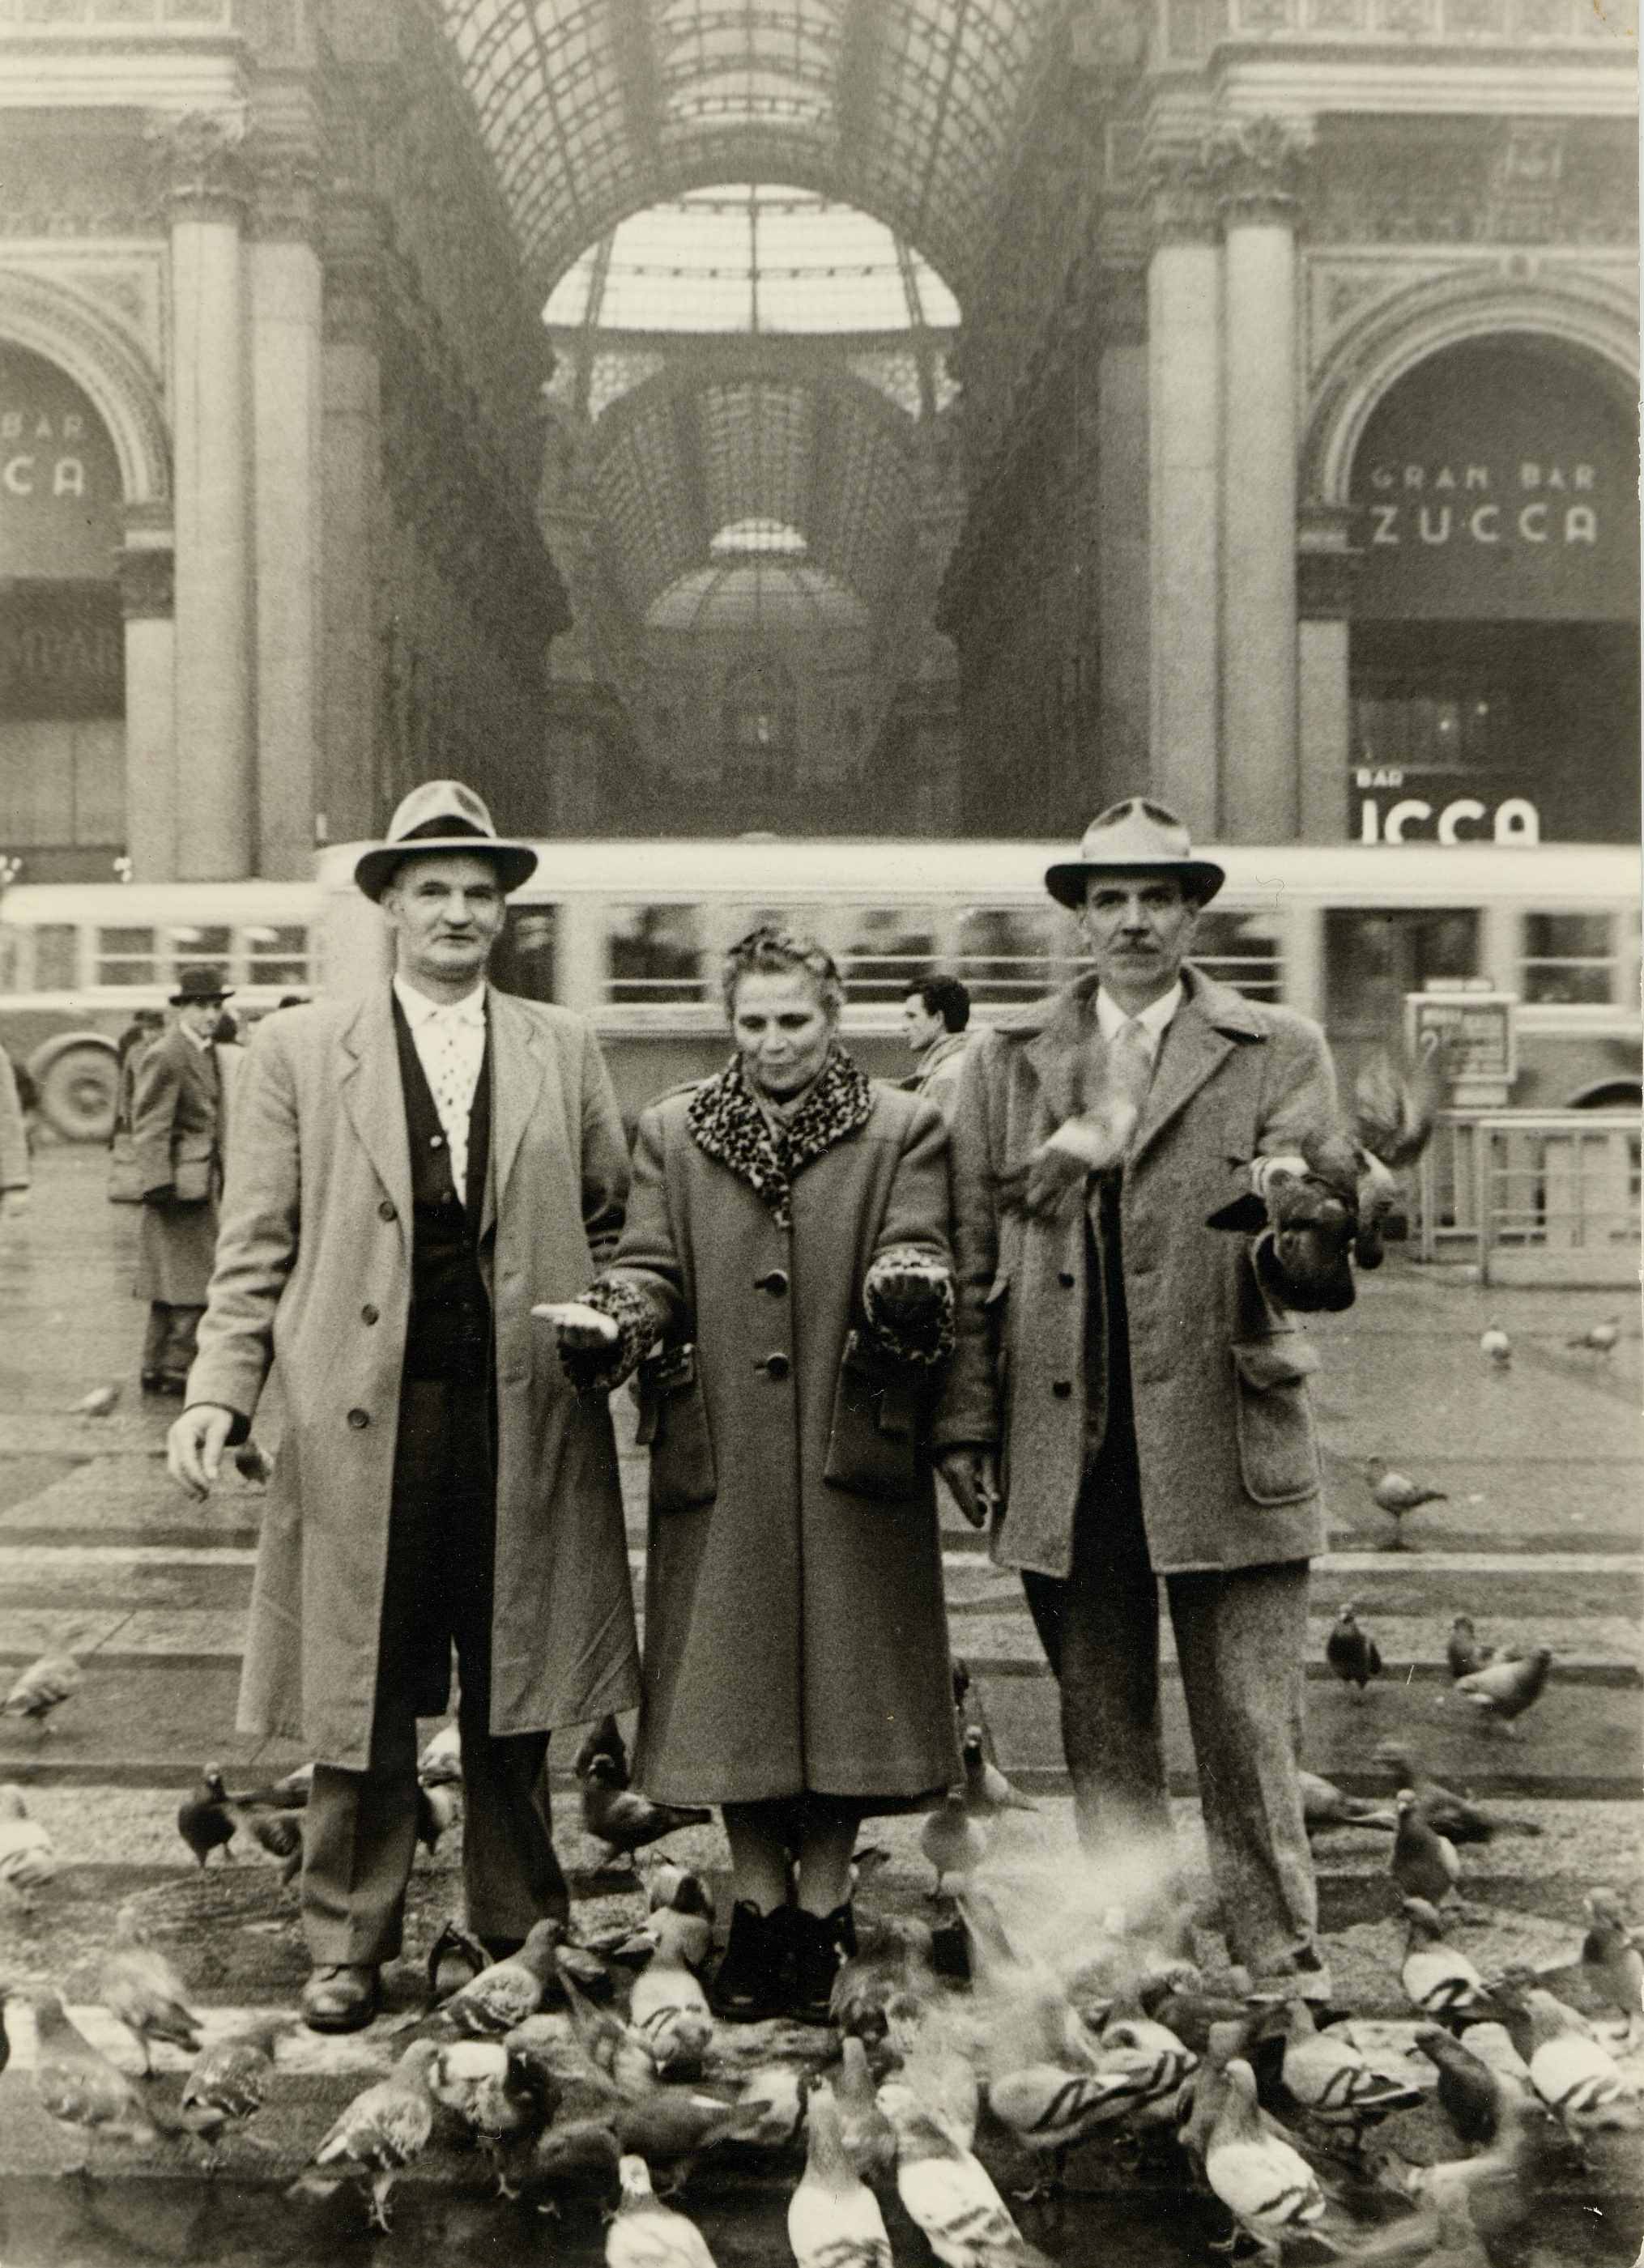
[1521,913,1615,1005]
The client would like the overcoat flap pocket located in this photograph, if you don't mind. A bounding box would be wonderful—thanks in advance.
[1230,1335,1320,1505]
[636,1343,717,1513]
[823,1330,918,1502]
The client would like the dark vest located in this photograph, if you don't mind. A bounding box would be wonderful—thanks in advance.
[392,994,492,1384]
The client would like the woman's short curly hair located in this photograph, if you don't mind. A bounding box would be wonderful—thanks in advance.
[720,925,845,1021]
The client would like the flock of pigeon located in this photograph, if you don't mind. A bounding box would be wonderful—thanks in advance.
[0,1686,1640,2268]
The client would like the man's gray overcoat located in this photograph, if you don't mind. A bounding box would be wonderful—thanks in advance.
[131,1024,223,1304]
[934,964,1342,1580]
[185,987,641,1770]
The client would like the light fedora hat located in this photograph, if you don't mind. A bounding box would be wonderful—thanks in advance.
[1045,796,1224,912]
[353,780,539,903]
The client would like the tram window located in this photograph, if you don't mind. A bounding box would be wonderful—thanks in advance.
[165,925,231,987]
[96,926,156,985]
[493,906,557,1003]
[243,925,310,989]
[839,909,936,1003]
[607,904,704,1003]
[1326,908,1479,1036]
[1190,913,1282,1001]
[1521,913,1615,1006]
[34,925,78,991]
[953,908,1068,1002]
[0,930,17,994]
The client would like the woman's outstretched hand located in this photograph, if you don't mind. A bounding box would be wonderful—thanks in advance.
[531,1300,621,1348]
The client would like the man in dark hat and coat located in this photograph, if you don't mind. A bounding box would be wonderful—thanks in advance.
[131,967,233,1392]
[934,798,1357,1994]
[167,781,640,2032]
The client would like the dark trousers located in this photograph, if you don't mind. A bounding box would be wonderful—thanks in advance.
[142,1302,202,1385]
[301,1377,570,1965]
[1020,1223,1316,1977]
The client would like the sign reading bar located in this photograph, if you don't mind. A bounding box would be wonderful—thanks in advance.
[0,346,122,585]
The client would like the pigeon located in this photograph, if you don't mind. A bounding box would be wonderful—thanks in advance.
[1325,1604,1381,1696]
[1203,2057,1328,2266]
[443,1917,564,2035]
[229,1763,313,1810]
[1256,1998,1422,2142]
[607,2153,718,2267]
[1490,1970,1599,2068]
[1354,1041,1446,1175]
[580,1754,710,1866]
[3,1646,82,1726]
[922,1791,990,1894]
[641,1857,716,1922]
[1364,1455,1447,1544]
[526,2115,621,2217]
[177,1765,241,1866]
[248,1808,303,1885]
[1454,1647,1552,1731]
[429,2030,560,2198]
[788,2078,892,2268]
[1141,1971,1257,2061]
[415,1780,459,1856]
[629,1932,714,2078]
[305,2038,440,2229]
[180,2014,293,2160]
[884,1990,980,2151]
[1400,1900,1497,2028]
[1374,1742,1527,1849]
[960,1727,1037,1819]
[556,1955,661,2100]
[1446,1615,1497,1682]
[98,1899,203,2073]
[1299,1770,1395,1834]
[1414,2026,1529,2151]
[428,1919,490,2003]
[1504,1982,1640,2146]
[0,1783,57,1896]
[735,2059,807,2147]
[574,1712,630,1786]
[28,1985,172,2145]
[612,2087,765,2194]
[232,1440,275,1485]
[417,1720,462,1785]
[1391,1790,1461,1907]
[1567,1317,1621,1355]
[836,2031,897,2178]
[68,1384,121,1419]
[831,1913,939,2043]
[1479,1323,1511,1369]
[1580,1889,1644,2041]
[876,2079,1054,2264]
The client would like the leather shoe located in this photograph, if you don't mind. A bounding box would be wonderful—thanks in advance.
[301,1963,380,2033]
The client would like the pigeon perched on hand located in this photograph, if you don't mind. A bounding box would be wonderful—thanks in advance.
[177,1765,240,1866]
[1391,1790,1461,1908]
[1354,1040,1447,1175]
[789,2077,892,2268]
[180,2014,292,2162]
[1364,1455,1447,1546]
[304,2038,439,2231]
[1454,1647,1553,1733]
[99,1899,202,2074]
[0,1783,57,1896]
[579,1753,710,1866]
[3,1646,82,1727]
[1325,1604,1382,1697]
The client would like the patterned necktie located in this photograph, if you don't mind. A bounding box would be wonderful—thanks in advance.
[422,1009,480,1204]
[1107,1015,1155,1160]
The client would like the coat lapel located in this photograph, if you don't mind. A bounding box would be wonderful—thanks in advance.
[1130,968,1263,1166]
[483,989,548,1237]
[337,989,413,1237]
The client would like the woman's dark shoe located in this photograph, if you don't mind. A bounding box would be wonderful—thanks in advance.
[711,1901,790,2022]
[786,1903,856,2025]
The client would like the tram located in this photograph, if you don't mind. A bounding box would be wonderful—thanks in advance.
[2,840,1635,1140]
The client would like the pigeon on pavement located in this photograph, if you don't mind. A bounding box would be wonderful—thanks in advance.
[629,1933,714,2078]
[304,2039,440,2230]
[922,1791,990,1895]
[884,1989,981,2152]
[1325,1605,1382,1696]
[429,2031,560,2198]
[1581,1889,1644,2041]
[556,1956,660,2099]
[415,1781,459,1856]
[416,1721,462,1786]
[177,1765,241,1866]
[1446,1615,1497,1681]
[1454,1647,1553,1732]
[1391,1791,1461,1907]
[1414,2024,1528,2151]
[1364,1455,1447,1545]
[1254,1998,1423,2141]
[611,2089,766,2194]
[1567,1318,1621,1355]
[1498,1981,1641,2147]
[0,1783,57,1896]
[877,2079,1055,2264]
[68,1385,121,1419]
[1399,1899,1498,2028]
[525,2116,621,2216]
[1374,1741,1535,1848]
[789,2077,892,2268]
[579,1754,710,1866]
[1203,2057,1329,2266]
[99,1899,202,2073]
[960,1727,1037,1819]
[442,1917,563,2036]
[835,2032,897,2179]
[1479,1323,1511,1369]
[607,2153,718,2268]
[574,1713,630,1786]
[3,1646,82,1727]
[1299,1770,1395,1834]
[28,1985,172,2145]
[180,2014,293,2161]
[427,1918,491,2004]
[831,1913,939,2044]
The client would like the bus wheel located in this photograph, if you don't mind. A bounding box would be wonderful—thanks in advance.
[35,1045,117,1144]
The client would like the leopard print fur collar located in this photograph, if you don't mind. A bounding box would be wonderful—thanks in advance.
[687,1047,874,1229]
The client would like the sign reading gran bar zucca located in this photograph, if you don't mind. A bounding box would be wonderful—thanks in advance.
[1350,341,1638,623]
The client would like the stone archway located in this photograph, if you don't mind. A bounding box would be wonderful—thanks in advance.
[0,268,170,508]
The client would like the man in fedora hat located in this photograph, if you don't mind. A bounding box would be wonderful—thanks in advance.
[167,781,640,2032]
[131,966,235,1393]
[934,798,1351,1991]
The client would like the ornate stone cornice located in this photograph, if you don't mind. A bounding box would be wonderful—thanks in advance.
[147,113,250,227]
[249,134,322,245]
[1207,117,1306,227]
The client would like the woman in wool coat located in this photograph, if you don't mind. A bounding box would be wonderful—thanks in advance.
[542,926,960,2025]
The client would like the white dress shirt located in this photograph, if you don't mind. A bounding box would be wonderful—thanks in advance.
[393,976,486,1204]
[1094,979,1183,1071]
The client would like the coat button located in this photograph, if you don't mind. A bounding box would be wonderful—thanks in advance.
[755,1269,789,1296]
[347,1407,370,1428]
[757,1352,791,1381]
[361,1304,378,1325]
[1058,1270,1075,1288]
[378,1199,396,1222]
[1052,1381,1072,1399]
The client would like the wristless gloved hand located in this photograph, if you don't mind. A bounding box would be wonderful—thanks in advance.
[1250,1137,1361,1313]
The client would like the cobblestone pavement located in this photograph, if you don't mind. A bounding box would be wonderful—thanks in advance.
[0,1144,1638,2266]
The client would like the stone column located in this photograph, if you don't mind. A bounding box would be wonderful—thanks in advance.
[1214,120,1305,842]
[1096,270,1150,802]
[318,211,386,849]
[1297,507,1359,844]
[119,526,176,883]
[157,113,255,879]
[249,134,323,879]
[1145,148,1220,838]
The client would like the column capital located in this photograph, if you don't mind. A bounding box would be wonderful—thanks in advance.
[1206,117,1308,227]
[147,112,251,227]
[1144,144,1219,246]
[248,131,322,245]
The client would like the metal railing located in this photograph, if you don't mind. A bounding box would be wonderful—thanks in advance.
[1416,1109,1641,1286]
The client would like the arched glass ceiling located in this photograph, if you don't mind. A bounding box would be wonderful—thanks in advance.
[647,560,869,631]
[543,185,961,333]
[436,0,1054,297]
